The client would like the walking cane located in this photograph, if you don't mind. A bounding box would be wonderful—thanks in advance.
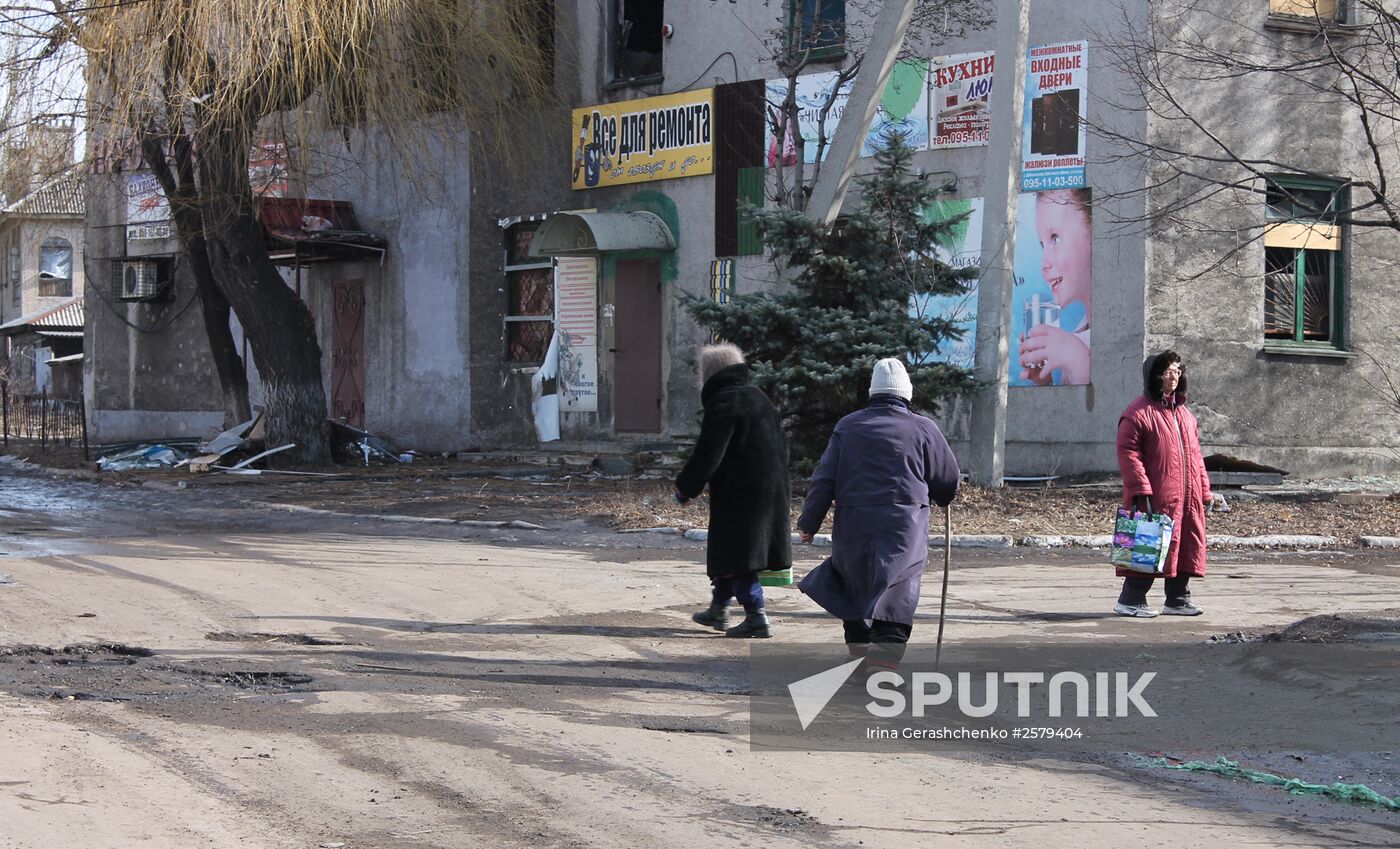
[935,503,952,670]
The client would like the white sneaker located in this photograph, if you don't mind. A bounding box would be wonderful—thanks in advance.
[1114,602,1160,618]
[1162,601,1204,616]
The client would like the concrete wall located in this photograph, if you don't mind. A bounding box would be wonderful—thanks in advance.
[465,5,584,447]
[83,172,225,444]
[559,0,1153,474]
[77,2,581,454]
[565,0,815,443]
[301,125,474,452]
[1142,1,1400,476]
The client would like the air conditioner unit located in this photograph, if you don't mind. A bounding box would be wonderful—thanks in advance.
[113,258,167,301]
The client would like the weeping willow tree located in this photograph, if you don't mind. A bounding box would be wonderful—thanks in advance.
[10,1,557,463]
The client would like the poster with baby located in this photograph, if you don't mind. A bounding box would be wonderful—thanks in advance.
[1010,189,1092,387]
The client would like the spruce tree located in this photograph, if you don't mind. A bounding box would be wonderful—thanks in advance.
[686,130,976,469]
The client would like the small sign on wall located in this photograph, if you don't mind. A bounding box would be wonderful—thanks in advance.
[556,257,599,412]
[126,174,172,241]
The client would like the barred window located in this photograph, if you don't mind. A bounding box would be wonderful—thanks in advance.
[503,221,553,363]
[1263,177,1344,349]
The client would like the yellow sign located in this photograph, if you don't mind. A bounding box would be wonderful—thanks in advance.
[571,89,714,190]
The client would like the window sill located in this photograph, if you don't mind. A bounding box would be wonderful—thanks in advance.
[785,45,848,67]
[1263,14,1358,36]
[1261,343,1355,359]
[606,74,664,93]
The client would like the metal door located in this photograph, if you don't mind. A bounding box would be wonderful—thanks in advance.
[612,259,662,432]
[330,279,366,428]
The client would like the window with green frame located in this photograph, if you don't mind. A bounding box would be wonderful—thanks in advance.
[1263,177,1345,348]
[788,0,845,61]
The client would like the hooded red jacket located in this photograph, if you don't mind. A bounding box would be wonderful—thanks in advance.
[1116,389,1211,579]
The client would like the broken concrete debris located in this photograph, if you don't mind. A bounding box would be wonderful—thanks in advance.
[187,412,266,471]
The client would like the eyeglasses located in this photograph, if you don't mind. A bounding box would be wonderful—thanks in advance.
[1162,366,1184,376]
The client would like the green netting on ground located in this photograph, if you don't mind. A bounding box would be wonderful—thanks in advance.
[1145,756,1399,811]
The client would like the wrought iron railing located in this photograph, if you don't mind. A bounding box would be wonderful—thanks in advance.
[1,384,89,454]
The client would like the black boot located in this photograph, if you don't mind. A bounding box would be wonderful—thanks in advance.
[692,601,729,631]
[725,606,772,638]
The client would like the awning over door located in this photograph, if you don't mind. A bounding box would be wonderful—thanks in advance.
[528,211,676,257]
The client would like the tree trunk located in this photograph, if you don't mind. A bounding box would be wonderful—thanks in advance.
[139,131,252,429]
[195,113,331,465]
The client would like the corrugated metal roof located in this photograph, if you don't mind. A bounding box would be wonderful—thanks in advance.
[0,296,84,333]
[3,171,84,217]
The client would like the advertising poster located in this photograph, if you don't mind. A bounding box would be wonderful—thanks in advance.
[555,257,599,411]
[862,59,931,156]
[911,197,983,369]
[125,173,171,241]
[1021,41,1088,192]
[930,51,994,149]
[765,70,850,166]
[766,63,932,165]
[1010,189,1093,386]
[571,89,714,190]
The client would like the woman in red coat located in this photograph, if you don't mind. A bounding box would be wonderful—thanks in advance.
[1114,351,1211,617]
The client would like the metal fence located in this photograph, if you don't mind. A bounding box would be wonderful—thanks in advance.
[1,383,89,454]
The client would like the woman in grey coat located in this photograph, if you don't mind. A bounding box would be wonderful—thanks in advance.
[796,359,960,657]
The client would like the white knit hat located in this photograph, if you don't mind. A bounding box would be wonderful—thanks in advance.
[869,358,913,400]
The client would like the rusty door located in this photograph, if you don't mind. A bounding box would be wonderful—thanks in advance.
[612,259,662,432]
[330,279,366,428]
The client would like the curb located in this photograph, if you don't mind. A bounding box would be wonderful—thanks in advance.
[264,502,549,530]
[622,528,1012,549]
[1208,534,1338,548]
[1360,536,1400,548]
[257,501,1368,551]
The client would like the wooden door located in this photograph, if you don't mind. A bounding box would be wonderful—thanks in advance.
[612,259,662,432]
[330,279,366,428]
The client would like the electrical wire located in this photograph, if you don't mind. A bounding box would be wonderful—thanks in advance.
[671,51,740,93]
[0,0,154,27]
[85,251,201,334]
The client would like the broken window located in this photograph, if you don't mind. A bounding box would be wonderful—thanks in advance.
[614,0,663,82]
[39,237,73,297]
[788,0,846,61]
[504,221,554,363]
[1263,177,1344,347]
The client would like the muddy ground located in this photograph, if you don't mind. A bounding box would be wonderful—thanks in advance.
[36,450,1400,543]
[2,463,1399,847]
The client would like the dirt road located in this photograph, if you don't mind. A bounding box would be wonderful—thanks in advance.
[1,467,1397,847]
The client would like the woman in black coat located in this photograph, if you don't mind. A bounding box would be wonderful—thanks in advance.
[675,344,792,638]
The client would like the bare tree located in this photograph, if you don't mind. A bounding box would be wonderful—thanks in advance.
[1097,1,1400,240]
[2,1,558,463]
